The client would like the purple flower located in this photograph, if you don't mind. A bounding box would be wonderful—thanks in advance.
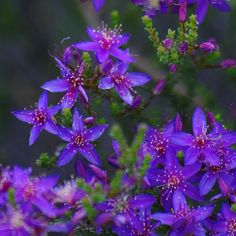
[171,107,220,166]
[152,79,166,95]
[196,0,231,23]
[74,25,134,63]
[12,92,60,145]
[98,62,151,105]
[152,191,214,235]
[213,203,236,234]
[220,59,236,69]
[142,116,181,165]
[42,57,88,109]
[200,41,217,52]
[12,166,59,217]
[179,41,188,54]
[163,38,173,49]
[93,0,105,11]
[147,147,202,210]
[95,194,155,231]
[56,109,108,166]
[113,208,160,236]
[169,63,177,73]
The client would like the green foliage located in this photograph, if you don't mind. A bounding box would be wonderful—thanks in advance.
[58,108,72,127]
[82,198,97,221]
[7,188,15,206]
[232,203,236,212]
[36,153,57,168]
[110,10,120,28]
[110,170,123,195]
[138,154,151,177]
[82,52,93,78]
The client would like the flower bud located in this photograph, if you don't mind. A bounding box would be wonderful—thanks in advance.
[169,63,177,73]
[220,59,236,69]
[162,38,173,50]
[152,79,166,95]
[84,117,95,125]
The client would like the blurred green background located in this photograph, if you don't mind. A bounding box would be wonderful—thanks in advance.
[0,0,236,173]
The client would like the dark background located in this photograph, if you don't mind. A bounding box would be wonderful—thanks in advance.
[0,0,236,174]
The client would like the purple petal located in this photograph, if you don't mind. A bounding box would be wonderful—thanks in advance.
[213,221,228,232]
[98,77,114,89]
[110,47,135,63]
[44,120,59,135]
[173,190,188,213]
[79,144,101,166]
[196,0,209,23]
[151,213,175,225]
[220,132,236,147]
[96,212,113,225]
[203,148,220,166]
[89,164,107,180]
[184,147,199,165]
[74,42,99,51]
[60,89,78,109]
[128,194,155,209]
[114,84,133,105]
[93,0,105,11]
[181,162,201,179]
[48,105,60,116]
[85,125,108,141]
[192,107,207,137]
[78,85,89,104]
[87,27,102,41]
[37,91,48,110]
[114,34,130,47]
[114,62,129,74]
[72,109,84,132]
[41,79,70,92]
[221,203,236,220]
[127,72,151,87]
[165,147,179,170]
[58,127,72,142]
[54,57,70,77]
[199,172,216,196]
[192,205,214,222]
[96,48,109,63]
[112,140,121,157]
[33,197,56,217]
[12,110,34,124]
[171,132,194,146]
[227,153,236,169]
[57,144,78,166]
[184,183,203,202]
[211,0,231,12]
[29,125,43,145]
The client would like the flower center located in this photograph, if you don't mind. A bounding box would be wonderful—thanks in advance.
[194,135,207,149]
[228,219,236,233]
[112,74,125,85]
[11,211,24,228]
[168,175,180,187]
[148,0,161,8]
[23,182,35,199]
[33,110,47,125]
[73,134,86,147]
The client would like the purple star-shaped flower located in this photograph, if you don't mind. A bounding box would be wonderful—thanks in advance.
[12,91,60,145]
[98,62,151,105]
[93,0,105,11]
[152,191,214,235]
[213,203,236,235]
[113,208,160,236]
[74,26,134,63]
[142,114,182,165]
[42,57,88,109]
[56,109,108,166]
[147,147,202,210]
[95,194,155,231]
[12,166,59,217]
[171,107,220,166]
[196,0,231,23]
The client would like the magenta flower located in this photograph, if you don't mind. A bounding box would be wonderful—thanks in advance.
[98,62,151,105]
[147,147,202,210]
[93,0,105,11]
[152,191,214,235]
[42,57,88,109]
[171,107,220,166]
[56,109,108,166]
[74,26,134,63]
[12,91,60,145]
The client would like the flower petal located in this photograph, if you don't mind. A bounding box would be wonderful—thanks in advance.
[93,0,105,11]
[33,197,56,217]
[199,172,216,196]
[151,213,175,225]
[171,132,194,146]
[74,42,99,51]
[196,0,209,23]
[85,125,108,141]
[12,110,34,124]
[78,85,89,104]
[114,34,130,47]
[221,203,236,220]
[211,0,231,12]
[98,77,114,89]
[37,91,48,110]
[114,84,133,105]
[57,144,78,166]
[173,190,188,213]
[96,48,109,63]
[184,147,199,165]
[72,109,84,132]
[41,79,70,92]
[192,107,207,137]
[110,47,135,63]
[184,183,203,202]
[79,144,101,166]
[60,89,78,109]
[44,120,59,135]
[29,125,43,145]
[128,194,155,209]
[127,72,151,87]
[58,127,73,142]
[192,205,214,222]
